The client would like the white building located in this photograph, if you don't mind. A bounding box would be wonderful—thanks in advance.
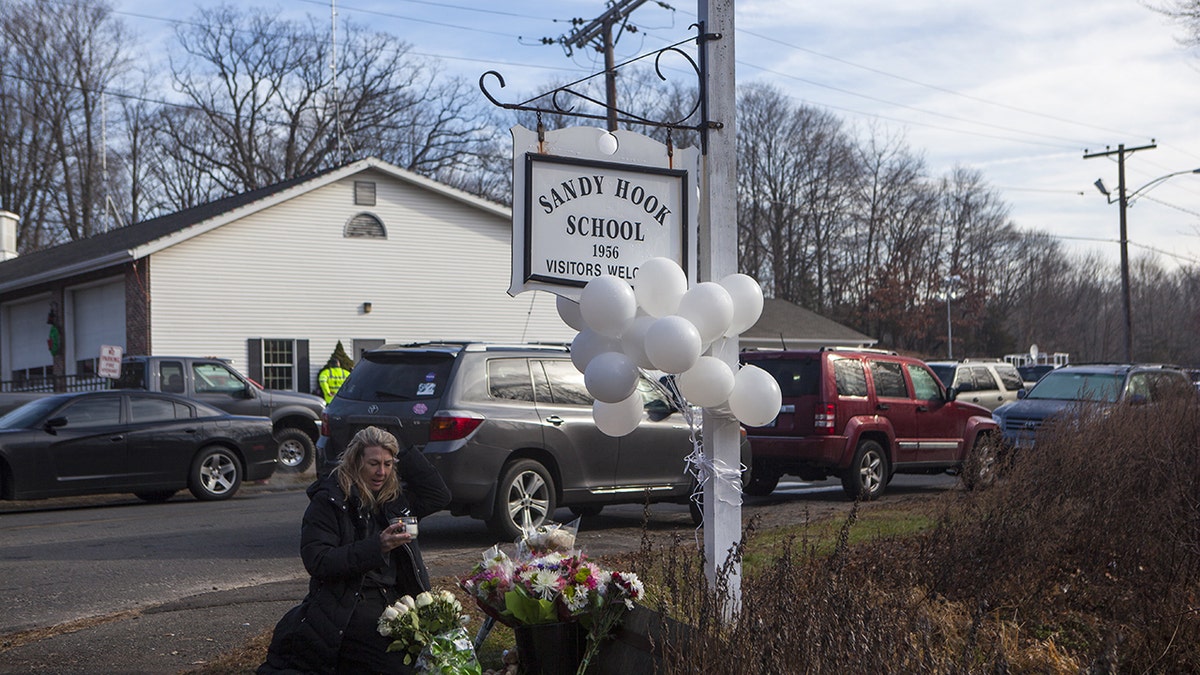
[0,157,876,394]
[0,158,575,393]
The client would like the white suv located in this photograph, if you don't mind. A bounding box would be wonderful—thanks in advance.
[927,359,1027,411]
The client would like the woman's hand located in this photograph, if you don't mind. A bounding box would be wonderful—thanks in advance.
[379,522,414,554]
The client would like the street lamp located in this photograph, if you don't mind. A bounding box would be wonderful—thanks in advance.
[941,274,963,359]
[1090,165,1200,362]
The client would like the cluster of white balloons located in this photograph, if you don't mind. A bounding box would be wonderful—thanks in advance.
[557,257,783,437]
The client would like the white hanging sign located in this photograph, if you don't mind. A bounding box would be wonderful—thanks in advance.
[509,125,700,301]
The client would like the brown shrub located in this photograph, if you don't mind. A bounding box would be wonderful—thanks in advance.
[641,399,1200,673]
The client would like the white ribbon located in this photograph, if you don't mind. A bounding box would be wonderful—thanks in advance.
[656,375,745,536]
[686,447,745,508]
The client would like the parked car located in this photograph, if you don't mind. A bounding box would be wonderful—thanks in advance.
[318,342,748,539]
[926,359,1027,411]
[740,348,998,500]
[114,355,325,473]
[0,390,277,502]
[992,363,1196,449]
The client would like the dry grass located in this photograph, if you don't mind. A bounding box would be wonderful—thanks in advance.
[637,399,1200,674]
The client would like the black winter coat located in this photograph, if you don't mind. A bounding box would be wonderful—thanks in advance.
[257,447,451,675]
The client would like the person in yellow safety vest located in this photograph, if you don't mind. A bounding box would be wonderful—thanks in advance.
[318,358,351,404]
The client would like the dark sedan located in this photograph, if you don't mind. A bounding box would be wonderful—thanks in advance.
[0,390,277,502]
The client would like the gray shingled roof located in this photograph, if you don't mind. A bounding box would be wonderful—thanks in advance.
[0,167,339,291]
[743,297,875,348]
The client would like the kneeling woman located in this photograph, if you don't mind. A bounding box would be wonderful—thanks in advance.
[259,426,452,674]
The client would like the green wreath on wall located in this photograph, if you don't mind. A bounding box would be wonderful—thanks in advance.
[47,324,62,357]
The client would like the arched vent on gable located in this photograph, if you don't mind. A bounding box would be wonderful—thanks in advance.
[344,213,387,239]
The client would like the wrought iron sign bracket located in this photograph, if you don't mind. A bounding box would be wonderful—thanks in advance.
[480,23,723,153]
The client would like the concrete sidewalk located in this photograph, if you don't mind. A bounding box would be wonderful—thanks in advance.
[0,578,307,674]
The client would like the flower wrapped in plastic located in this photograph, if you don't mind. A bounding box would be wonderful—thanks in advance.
[377,589,481,675]
[515,517,580,559]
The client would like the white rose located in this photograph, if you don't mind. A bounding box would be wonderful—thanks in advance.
[382,605,400,621]
[400,595,417,610]
[415,591,434,608]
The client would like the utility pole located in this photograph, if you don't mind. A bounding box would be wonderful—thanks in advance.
[1084,142,1156,362]
[560,0,651,131]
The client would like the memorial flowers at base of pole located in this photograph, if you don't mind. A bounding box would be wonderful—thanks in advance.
[459,529,645,675]
[377,589,482,675]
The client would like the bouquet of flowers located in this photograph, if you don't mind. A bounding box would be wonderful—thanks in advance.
[459,536,645,673]
[377,589,481,675]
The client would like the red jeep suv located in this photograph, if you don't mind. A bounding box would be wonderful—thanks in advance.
[741,348,998,499]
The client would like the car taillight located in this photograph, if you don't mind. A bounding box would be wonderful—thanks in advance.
[429,413,484,441]
[320,410,329,437]
[815,403,836,435]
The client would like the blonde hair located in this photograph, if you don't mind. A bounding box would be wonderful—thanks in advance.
[335,426,401,511]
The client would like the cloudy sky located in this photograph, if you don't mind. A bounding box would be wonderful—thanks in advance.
[118,0,1200,268]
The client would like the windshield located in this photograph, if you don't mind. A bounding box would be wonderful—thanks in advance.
[1025,371,1123,403]
[746,357,820,397]
[0,396,68,429]
[928,365,955,387]
[336,352,455,402]
[112,361,146,389]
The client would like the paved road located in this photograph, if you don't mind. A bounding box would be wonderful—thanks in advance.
[0,472,956,673]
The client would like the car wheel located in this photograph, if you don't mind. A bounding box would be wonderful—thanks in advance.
[188,446,243,501]
[488,459,556,541]
[134,490,177,503]
[274,428,314,473]
[840,439,888,500]
[962,434,1002,491]
[570,505,603,518]
[743,464,781,496]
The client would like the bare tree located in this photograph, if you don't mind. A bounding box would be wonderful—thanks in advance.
[737,84,857,310]
[1153,0,1200,48]
[0,0,131,249]
[161,5,493,200]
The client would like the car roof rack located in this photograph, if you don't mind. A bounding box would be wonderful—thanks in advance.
[820,346,898,355]
[372,341,569,353]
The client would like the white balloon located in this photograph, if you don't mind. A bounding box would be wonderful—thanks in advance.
[677,282,734,344]
[593,391,644,437]
[584,351,639,403]
[580,275,637,338]
[633,257,688,318]
[729,364,783,427]
[620,315,658,370]
[676,356,736,408]
[571,329,620,374]
[643,315,702,374]
[719,273,765,336]
[555,295,587,331]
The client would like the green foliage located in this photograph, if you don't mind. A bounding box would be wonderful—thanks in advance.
[503,586,558,625]
[331,341,354,370]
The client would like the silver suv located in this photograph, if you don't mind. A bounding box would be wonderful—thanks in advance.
[926,359,1027,411]
[318,342,737,539]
